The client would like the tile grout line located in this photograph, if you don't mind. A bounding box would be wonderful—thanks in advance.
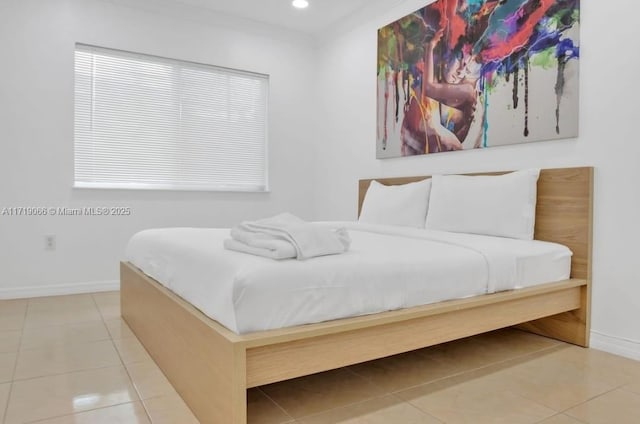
[10,361,128,385]
[399,382,557,424]
[549,413,589,424]
[92,292,110,323]
[388,343,567,397]
[384,344,569,417]
[422,337,566,366]
[291,391,444,423]
[556,383,633,420]
[4,294,145,424]
[464,346,638,422]
[19,319,105,332]
[387,392,446,423]
[509,391,560,418]
[21,401,142,424]
[18,332,113,354]
[261,366,390,422]
[12,352,131,383]
[506,346,640,418]
[534,412,588,424]
[619,384,640,396]
[344,360,415,392]
[256,386,295,422]
[97,292,155,424]
[334,366,393,408]
[11,300,29,377]
[1,383,12,424]
[23,294,103,330]
[2,299,29,424]
[141,393,202,424]
[293,392,391,422]
[294,343,567,421]
[10,295,122,384]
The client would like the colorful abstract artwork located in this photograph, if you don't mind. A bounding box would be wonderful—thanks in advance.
[377,0,580,158]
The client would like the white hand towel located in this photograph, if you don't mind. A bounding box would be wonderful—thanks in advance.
[225,213,350,260]
[223,238,296,260]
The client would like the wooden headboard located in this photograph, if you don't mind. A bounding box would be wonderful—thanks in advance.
[358,167,593,280]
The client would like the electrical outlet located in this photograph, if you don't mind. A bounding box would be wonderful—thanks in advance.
[45,235,56,251]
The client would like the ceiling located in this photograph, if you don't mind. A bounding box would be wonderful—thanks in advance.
[160,0,373,34]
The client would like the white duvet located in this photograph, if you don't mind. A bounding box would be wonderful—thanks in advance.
[125,222,571,334]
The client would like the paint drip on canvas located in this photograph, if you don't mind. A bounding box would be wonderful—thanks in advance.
[377,0,580,158]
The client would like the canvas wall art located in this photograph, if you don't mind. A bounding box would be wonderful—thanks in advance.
[377,0,580,158]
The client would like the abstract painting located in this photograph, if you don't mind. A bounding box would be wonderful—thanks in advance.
[377,0,580,158]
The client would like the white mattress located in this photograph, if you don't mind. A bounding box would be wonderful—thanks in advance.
[125,222,571,334]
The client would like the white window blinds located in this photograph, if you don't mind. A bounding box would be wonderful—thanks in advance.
[74,44,268,191]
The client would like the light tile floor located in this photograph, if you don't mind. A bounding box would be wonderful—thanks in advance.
[1,292,639,423]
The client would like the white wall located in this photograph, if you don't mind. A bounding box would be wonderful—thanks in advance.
[312,0,640,359]
[0,0,317,297]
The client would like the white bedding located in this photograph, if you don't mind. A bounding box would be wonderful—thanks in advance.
[125,222,572,334]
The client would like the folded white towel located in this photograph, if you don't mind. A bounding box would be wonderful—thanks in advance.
[224,213,351,260]
[223,238,296,260]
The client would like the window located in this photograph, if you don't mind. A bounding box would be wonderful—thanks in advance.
[74,44,268,191]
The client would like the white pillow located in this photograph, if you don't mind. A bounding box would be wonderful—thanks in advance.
[425,169,541,239]
[359,179,431,228]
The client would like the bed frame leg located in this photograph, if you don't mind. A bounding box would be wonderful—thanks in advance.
[516,284,590,347]
[121,262,248,423]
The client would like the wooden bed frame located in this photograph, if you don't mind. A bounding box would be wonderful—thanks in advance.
[121,166,593,424]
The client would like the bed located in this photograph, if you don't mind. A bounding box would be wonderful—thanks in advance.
[120,166,593,424]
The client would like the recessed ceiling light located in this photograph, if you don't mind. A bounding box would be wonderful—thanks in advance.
[292,0,309,9]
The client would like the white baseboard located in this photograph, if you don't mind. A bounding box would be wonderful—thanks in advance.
[590,331,640,361]
[0,280,120,300]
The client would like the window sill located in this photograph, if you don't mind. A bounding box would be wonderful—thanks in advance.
[73,182,270,193]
